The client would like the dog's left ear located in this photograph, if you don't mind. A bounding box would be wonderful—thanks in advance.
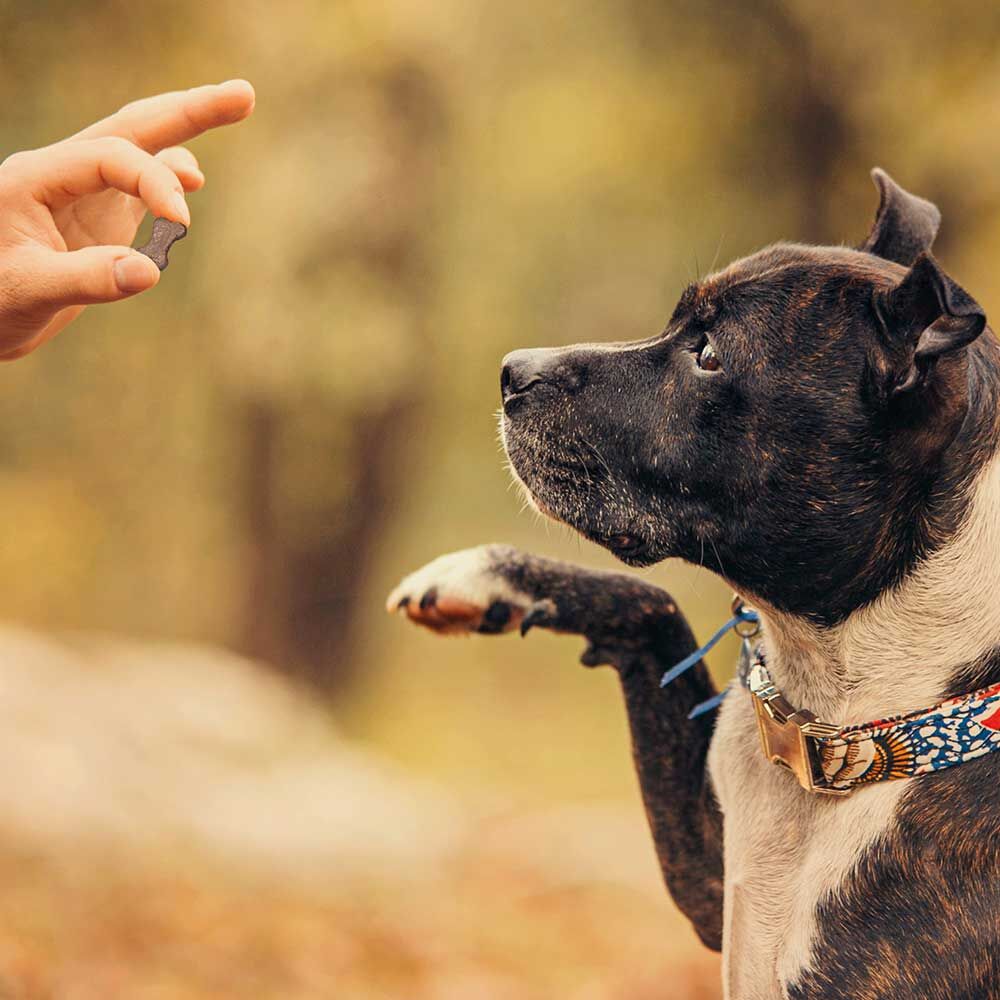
[874,252,986,395]
[860,168,941,266]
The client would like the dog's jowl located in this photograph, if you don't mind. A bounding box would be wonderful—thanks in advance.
[389,169,1000,1000]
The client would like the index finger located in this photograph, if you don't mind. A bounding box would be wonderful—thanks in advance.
[70,80,255,153]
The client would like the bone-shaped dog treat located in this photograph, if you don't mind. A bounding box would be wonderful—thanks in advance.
[135,217,188,271]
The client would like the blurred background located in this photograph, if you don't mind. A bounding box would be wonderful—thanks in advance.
[0,1,999,996]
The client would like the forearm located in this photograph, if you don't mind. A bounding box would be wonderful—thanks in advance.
[612,635,724,951]
[429,547,727,949]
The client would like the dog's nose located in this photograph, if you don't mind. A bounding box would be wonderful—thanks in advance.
[501,348,581,405]
[501,349,545,400]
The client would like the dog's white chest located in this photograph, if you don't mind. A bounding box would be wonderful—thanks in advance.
[707,687,910,999]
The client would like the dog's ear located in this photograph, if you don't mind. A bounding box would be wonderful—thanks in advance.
[860,168,941,266]
[874,252,986,395]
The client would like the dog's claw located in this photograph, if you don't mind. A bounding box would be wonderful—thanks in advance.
[520,600,556,637]
[386,548,537,635]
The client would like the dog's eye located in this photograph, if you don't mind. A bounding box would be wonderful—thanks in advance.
[696,340,721,372]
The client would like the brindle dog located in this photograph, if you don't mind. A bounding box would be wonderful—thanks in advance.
[387,169,1000,1000]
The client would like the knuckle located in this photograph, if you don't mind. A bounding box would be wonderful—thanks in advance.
[1,149,34,173]
[158,145,192,162]
[161,167,184,192]
[117,98,144,116]
[146,158,182,191]
[0,150,40,194]
[98,135,136,158]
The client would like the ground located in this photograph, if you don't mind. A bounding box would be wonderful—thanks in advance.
[0,627,720,999]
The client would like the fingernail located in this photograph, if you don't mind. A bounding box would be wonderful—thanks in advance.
[170,193,191,226]
[114,254,157,294]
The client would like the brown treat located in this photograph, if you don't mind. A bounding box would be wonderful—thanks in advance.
[135,217,188,271]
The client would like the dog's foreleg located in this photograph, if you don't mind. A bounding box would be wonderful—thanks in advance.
[388,545,724,950]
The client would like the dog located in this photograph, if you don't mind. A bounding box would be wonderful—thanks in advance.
[387,169,1000,999]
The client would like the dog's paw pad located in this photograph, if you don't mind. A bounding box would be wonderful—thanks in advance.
[386,547,530,636]
[477,600,513,634]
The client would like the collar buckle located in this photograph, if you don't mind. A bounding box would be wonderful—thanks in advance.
[750,683,850,797]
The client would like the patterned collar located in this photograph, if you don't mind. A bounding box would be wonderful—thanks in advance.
[742,650,1000,795]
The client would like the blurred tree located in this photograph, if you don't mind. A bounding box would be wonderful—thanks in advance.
[235,59,448,689]
[1,0,999,710]
[4,3,1000,987]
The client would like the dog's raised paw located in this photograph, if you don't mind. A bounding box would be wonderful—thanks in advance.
[386,546,532,636]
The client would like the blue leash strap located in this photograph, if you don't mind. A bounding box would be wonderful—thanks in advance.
[659,608,759,688]
[688,689,729,719]
[659,604,760,719]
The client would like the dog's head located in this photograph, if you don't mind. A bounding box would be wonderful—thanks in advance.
[501,170,997,623]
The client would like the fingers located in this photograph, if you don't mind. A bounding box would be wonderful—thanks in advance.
[0,244,159,359]
[71,80,255,154]
[13,136,191,225]
[156,146,204,192]
[18,244,160,312]
[125,147,204,228]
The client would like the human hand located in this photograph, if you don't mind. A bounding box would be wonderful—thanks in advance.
[0,80,255,359]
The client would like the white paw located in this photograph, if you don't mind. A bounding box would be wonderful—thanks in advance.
[386,546,532,635]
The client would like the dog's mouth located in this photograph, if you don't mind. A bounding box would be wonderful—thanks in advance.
[587,529,656,565]
[592,531,647,557]
[533,489,654,564]
[507,453,656,563]
[501,409,663,566]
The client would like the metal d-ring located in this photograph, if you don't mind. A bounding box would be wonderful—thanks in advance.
[731,594,761,639]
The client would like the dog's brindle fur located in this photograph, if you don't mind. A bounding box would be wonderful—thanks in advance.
[388,170,1000,999]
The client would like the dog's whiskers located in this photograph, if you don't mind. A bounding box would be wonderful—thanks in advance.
[579,436,614,481]
[708,536,729,581]
[709,232,725,275]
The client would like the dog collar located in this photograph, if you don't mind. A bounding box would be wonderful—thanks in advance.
[743,651,1000,796]
[662,599,1000,795]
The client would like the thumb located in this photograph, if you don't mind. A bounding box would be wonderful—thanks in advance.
[29,246,161,309]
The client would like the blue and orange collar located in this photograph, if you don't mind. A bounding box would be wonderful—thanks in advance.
[745,654,1000,794]
[662,599,1000,795]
